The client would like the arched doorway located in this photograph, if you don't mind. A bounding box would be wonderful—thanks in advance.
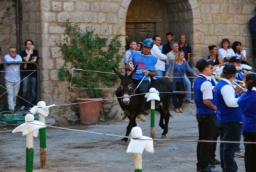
[126,0,193,45]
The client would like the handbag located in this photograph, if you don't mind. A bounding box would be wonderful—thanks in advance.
[168,61,175,83]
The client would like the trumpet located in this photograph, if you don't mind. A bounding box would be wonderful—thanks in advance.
[234,79,246,87]
[212,74,246,91]
[242,70,256,75]
[232,80,246,92]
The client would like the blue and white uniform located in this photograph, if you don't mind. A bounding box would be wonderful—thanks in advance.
[237,87,256,171]
[214,78,242,171]
[194,74,216,170]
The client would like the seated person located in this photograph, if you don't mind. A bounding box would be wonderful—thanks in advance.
[218,38,235,63]
[232,41,249,64]
[208,45,223,66]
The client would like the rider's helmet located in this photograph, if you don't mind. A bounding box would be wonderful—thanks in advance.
[143,38,154,48]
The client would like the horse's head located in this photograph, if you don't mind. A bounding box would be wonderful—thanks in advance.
[113,67,137,105]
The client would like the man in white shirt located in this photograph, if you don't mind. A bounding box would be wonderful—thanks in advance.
[150,35,167,76]
[4,47,23,111]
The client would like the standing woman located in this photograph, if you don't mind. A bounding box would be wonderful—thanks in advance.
[237,73,256,172]
[218,38,235,63]
[165,51,197,113]
[208,45,224,66]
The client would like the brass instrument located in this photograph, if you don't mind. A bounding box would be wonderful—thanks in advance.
[232,80,246,92]
[242,70,256,75]
[212,74,246,91]
[234,79,246,87]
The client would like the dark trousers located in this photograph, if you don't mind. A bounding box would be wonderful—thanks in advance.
[243,132,256,172]
[252,39,256,67]
[196,115,216,170]
[217,122,242,172]
[172,82,185,108]
[209,122,219,160]
[132,79,149,115]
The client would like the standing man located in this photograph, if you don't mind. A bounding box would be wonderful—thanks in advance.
[179,34,193,103]
[194,59,217,172]
[214,64,242,172]
[19,40,39,111]
[151,35,167,77]
[166,42,179,68]
[249,7,256,69]
[4,47,22,111]
[162,32,174,55]
[179,34,192,64]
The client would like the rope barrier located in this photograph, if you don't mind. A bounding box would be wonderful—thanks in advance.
[21,123,255,145]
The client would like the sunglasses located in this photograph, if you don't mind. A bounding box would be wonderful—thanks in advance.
[143,47,151,49]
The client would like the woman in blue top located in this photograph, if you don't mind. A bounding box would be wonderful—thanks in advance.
[165,51,196,113]
[237,73,256,172]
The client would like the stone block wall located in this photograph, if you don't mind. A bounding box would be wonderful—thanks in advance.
[0,0,16,54]
[39,0,133,124]
[22,0,42,48]
[191,0,256,65]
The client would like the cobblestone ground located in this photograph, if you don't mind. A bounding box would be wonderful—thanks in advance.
[0,103,245,172]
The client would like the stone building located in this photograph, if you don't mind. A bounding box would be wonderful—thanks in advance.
[0,0,255,124]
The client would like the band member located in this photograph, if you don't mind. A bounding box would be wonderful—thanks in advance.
[214,64,242,172]
[207,60,221,166]
[228,56,247,96]
[237,73,256,172]
[194,59,217,172]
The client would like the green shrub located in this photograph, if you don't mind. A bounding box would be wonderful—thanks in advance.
[58,20,122,98]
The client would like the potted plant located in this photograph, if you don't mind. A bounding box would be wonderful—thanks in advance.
[58,20,122,124]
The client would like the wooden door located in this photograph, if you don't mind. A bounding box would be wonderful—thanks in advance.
[126,22,156,42]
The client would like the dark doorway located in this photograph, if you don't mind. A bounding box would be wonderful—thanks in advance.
[126,22,156,42]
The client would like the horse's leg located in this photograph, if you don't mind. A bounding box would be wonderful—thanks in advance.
[121,114,136,142]
[156,105,165,130]
[161,98,171,137]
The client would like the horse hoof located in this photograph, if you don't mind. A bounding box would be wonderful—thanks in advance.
[121,138,128,142]
[161,135,166,139]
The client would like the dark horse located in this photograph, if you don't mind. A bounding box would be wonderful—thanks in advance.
[113,68,172,141]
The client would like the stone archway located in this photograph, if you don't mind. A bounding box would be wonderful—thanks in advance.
[126,0,194,45]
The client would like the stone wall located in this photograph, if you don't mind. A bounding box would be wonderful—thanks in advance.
[191,0,256,65]
[0,0,16,54]
[39,0,132,124]
[22,0,42,50]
